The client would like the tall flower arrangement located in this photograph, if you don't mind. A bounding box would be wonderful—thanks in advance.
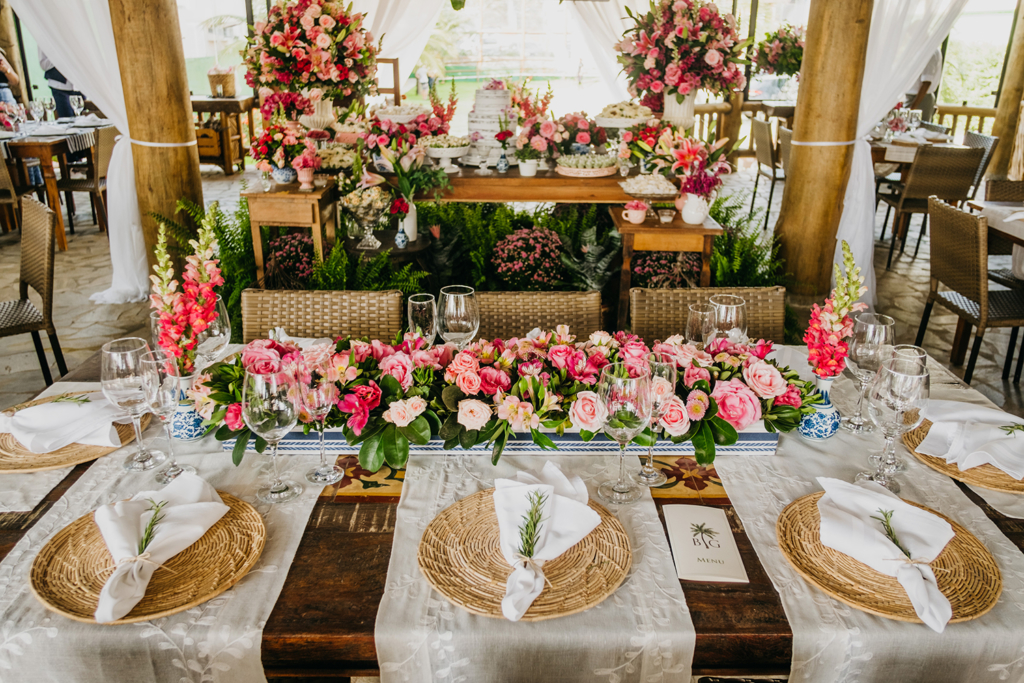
[615,0,749,113]
[149,210,225,376]
[752,24,805,78]
[509,77,554,125]
[243,0,380,101]
[804,241,868,378]
[251,123,308,172]
[551,112,607,156]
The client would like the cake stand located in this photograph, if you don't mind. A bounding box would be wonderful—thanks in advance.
[425,145,471,173]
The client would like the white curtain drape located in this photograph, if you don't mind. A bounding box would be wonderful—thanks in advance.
[351,0,445,94]
[11,0,149,304]
[568,1,633,102]
[833,0,969,306]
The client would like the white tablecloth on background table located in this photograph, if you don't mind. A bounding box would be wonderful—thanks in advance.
[980,204,1024,279]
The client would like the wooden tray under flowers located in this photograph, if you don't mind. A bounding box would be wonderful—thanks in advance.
[555,164,618,178]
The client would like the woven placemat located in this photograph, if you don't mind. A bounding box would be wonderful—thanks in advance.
[30,492,265,624]
[418,488,631,621]
[904,420,1024,494]
[0,395,152,473]
[777,491,1002,624]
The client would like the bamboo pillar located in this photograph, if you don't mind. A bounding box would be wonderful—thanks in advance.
[109,0,203,268]
[773,0,874,299]
[0,1,27,104]
[989,9,1024,179]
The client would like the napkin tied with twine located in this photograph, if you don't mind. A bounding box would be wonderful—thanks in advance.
[918,400,1024,479]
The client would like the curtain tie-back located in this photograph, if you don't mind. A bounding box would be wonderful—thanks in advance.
[128,138,198,148]
[791,140,858,147]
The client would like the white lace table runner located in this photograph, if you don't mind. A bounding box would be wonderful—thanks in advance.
[0,425,321,683]
[375,452,695,683]
[715,367,1024,682]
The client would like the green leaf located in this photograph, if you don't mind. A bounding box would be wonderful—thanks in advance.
[231,430,250,466]
[580,429,596,442]
[692,422,717,466]
[632,426,656,448]
[491,429,509,465]
[442,385,465,411]
[399,415,431,445]
[359,431,385,471]
[708,417,738,445]
[379,374,402,399]
[443,436,460,450]
[530,428,558,451]
[422,409,442,434]
[459,427,479,450]
[254,436,268,453]
[208,392,236,404]
[478,419,500,443]
[438,413,461,440]
[382,424,410,468]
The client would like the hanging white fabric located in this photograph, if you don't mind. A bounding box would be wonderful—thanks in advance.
[11,0,149,304]
[833,0,969,306]
[568,0,633,102]
[350,0,445,95]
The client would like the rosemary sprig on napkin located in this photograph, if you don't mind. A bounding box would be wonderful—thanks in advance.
[138,499,168,555]
[51,393,90,405]
[871,508,911,559]
[517,491,547,559]
[1001,423,1024,437]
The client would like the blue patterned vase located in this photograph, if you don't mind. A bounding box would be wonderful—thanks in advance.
[271,167,297,184]
[496,151,510,173]
[570,142,591,155]
[394,226,409,249]
[171,375,205,441]
[798,376,841,440]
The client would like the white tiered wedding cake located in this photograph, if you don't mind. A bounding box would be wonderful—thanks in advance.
[466,86,513,164]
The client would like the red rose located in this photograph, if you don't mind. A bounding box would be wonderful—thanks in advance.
[390,197,410,215]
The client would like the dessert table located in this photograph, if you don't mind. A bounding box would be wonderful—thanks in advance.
[404,165,636,204]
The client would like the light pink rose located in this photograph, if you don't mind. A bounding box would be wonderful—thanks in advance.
[456,370,482,395]
[302,343,334,371]
[619,340,649,363]
[380,352,414,390]
[569,391,607,432]
[447,351,480,377]
[704,50,723,67]
[742,360,788,399]
[457,399,492,431]
[384,400,414,427]
[711,379,763,431]
[658,395,691,436]
[300,14,315,30]
[652,375,675,404]
[539,120,556,138]
[548,344,575,370]
[319,14,336,29]
[406,395,428,417]
[411,349,441,370]
[683,364,712,386]
[315,33,332,49]
[242,340,281,374]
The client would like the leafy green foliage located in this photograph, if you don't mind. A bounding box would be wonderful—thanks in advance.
[309,240,349,290]
[351,250,429,294]
[708,192,786,288]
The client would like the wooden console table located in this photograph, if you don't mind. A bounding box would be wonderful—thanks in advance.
[404,166,636,203]
[191,95,255,175]
[610,207,724,330]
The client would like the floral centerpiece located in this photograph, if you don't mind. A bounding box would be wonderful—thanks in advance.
[515,115,559,161]
[318,143,358,172]
[373,141,451,219]
[615,0,748,120]
[260,91,314,123]
[753,24,805,78]
[551,112,607,156]
[362,117,421,153]
[252,123,308,174]
[243,0,380,101]
[509,77,554,125]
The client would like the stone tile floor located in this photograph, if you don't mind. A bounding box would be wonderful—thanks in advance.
[1,163,1022,420]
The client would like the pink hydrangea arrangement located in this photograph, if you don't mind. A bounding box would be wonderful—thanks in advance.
[492,227,567,291]
[804,240,868,378]
[753,24,805,78]
[615,0,749,113]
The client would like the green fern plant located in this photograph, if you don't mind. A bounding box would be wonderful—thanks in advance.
[309,240,349,290]
[708,193,786,288]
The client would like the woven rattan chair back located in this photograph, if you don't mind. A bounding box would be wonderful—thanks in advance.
[928,197,987,324]
[0,157,18,204]
[94,126,119,182]
[241,289,403,343]
[751,118,777,171]
[19,198,55,321]
[475,291,602,340]
[629,286,786,344]
[985,178,1024,202]
[920,121,951,135]
[778,126,793,174]
[963,131,997,192]
[900,146,984,202]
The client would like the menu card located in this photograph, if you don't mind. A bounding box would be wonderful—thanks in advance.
[663,505,749,583]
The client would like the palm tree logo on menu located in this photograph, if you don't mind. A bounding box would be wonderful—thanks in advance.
[691,522,720,549]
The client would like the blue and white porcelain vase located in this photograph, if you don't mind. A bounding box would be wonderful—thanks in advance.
[798,375,841,440]
[171,375,205,441]
[570,142,591,155]
[496,151,510,173]
[271,166,297,184]
[394,225,409,249]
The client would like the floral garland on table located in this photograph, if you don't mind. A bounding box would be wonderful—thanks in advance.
[251,123,309,171]
[805,240,868,378]
[243,0,380,100]
[753,24,805,78]
[615,0,749,113]
[149,210,224,376]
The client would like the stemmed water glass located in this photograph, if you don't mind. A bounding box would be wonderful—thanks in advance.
[43,99,55,121]
[841,312,895,435]
[597,363,653,505]
[195,296,231,368]
[438,285,479,350]
[101,337,167,472]
[69,95,85,118]
[302,373,343,485]
[855,354,929,494]
[28,101,43,122]
[408,293,437,346]
[868,344,928,473]
[632,355,676,488]
[140,349,196,484]
[242,369,303,504]
[709,295,747,344]
[685,303,715,348]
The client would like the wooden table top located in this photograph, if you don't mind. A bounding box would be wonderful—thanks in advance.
[242,179,337,202]
[190,95,256,114]
[610,207,724,236]
[406,166,636,204]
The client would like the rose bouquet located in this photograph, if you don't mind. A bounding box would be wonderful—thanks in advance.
[551,112,608,156]
[260,91,314,122]
[291,142,322,170]
[617,118,676,165]
[515,115,560,160]
[804,240,868,378]
[753,24,805,78]
[362,116,421,153]
[251,123,308,171]
[615,0,749,113]
[243,0,380,100]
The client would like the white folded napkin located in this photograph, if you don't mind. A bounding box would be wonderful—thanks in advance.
[1004,210,1024,223]
[493,461,601,621]
[0,392,123,453]
[30,124,67,136]
[93,473,230,623]
[816,477,955,632]
[272,326,334,350]
[918,400,1024,479]
[75,113,105,125]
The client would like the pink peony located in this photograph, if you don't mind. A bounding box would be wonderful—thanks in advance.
[569,391,608,431]
[774,383,803,408]
[658,395,691,437]
[683,364,711,387]
[548,344,575,370]
[352,381,381,411]
[711,379,763,431]
[456,369,482,395]
[742,360,788,399]
[457,399,492,431]
[479,366,511,395]
[380,352,414,391]
[242,340,282,374]
[225,403,244,431]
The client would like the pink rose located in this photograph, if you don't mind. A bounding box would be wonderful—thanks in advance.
[380,352,415,391]
[742,360,788,399]
[352,381,381,411]
[619,340,649,363]
[539,120,556,138]
[625,359,650,378]
[300,14,315,30]
[711,379,763,431]
[302,343,334,371]
[319,14,336,29]
[479,366,511,395]
[652,373,675,404]
[530,136,548,152]
[575,132,591,145]
[406,395,428,417]
[569,391,608,432]
[457,399,492,431]
[650,80,664,93]
[384,400,414,427]
[435,343,457,369]
[349,340,372,363]
[774,383,803,408]
[315,33,332,49]
[658,395,691,437]
[683,364,711,387]
[412,349,441,370]
[370,339,395,361]
[242,340,281,374]
[704,50,723,67]
[446,351,480,377]
[456,370,482,395]
[548,344,575,370]
[225,403,244,431]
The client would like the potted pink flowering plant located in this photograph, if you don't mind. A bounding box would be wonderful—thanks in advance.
[291,142,322,190]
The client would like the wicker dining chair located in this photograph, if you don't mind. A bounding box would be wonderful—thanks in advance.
[778,126,793,175]
[0,158,39,233]
[963,131,998,200]
[55,126,118,232]
[919,121,951,135]
[916,198,1024,384]
[475,291,602,340]
[984,178,1024,291]
[241,289,403,343]
[629,286,786,344]
[880,145,984,269]
[0,198,68,385]
[749,118,783,232]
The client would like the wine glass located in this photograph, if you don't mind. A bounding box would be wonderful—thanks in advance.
[598,363,653,505]
[841,312,895,435]
[869,344,928,473]
[43,99,55,121]
[69,95,85,118]
[632,355,676,488]
[260,171,273,193]
[407,293,437,346]
[141,350,196,484]
[101,337,167,472]
[195,296,231,367]
[28,100,43,122]
[709,295,747,344]
[302,378,343,485]
[855,356,930,494]
[438,285,479,350]
[242,370,303,504]
[685,303,715,348]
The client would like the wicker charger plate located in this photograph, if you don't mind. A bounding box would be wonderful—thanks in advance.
[30,491,265,624]
[777,491,1001,624]
[418,488,631,621]
[0,395,152,473]
[903,420,1024,494]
